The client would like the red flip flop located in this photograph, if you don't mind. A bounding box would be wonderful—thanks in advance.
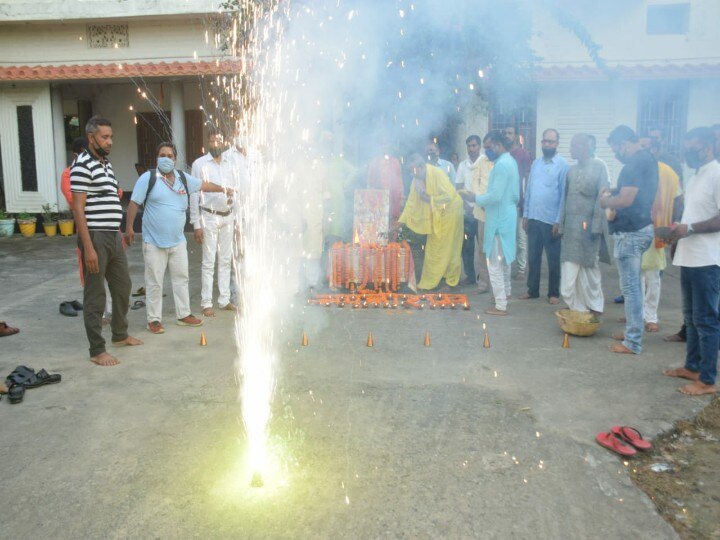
[595,431,637,457]
[611,426,652,451]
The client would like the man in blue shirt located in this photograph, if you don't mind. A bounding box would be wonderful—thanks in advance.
[125,142,231,334]
[519,128,569,304]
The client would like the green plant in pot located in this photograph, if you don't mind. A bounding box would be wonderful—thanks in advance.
[41,203,58,237]
[58,208,75,236]
[17,211,37,238]
[0,209,15,237]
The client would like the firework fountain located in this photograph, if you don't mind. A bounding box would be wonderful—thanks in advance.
[212,0,535,488]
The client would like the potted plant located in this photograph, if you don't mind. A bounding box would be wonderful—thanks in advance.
[41,203,58,237]
[0,209,15,237]
[58,209,75,236]
[16,211,37,238]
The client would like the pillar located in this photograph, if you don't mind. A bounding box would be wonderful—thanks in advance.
[50,85,67,209]
[170,80,187,171]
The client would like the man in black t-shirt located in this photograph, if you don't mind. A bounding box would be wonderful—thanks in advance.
[600,125,658,355]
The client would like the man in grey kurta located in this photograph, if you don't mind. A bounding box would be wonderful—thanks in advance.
[559,133,610,313]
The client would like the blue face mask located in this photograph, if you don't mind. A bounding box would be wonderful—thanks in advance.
[485,148,498,162]
[157,156,175,174]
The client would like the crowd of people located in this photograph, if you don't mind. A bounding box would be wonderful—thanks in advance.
[59,113,719,397]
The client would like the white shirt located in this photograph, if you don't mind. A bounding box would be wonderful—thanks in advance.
[673,160,720,268]
[189,153,236,229]
[457,155,493,221]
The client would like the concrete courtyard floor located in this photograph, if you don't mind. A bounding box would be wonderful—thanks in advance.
[0,234,715,538]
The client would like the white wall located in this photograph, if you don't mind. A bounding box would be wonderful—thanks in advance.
[0,0,218,21]
[451,94,489,161]
[687,79,720,129]
[535,80,639,185]
[0,16,219,65]
[531,1,720,68]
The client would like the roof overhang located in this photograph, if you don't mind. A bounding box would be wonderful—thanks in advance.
[0,60,243,81]
[535,62,720,82]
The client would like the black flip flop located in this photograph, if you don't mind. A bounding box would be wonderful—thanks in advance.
[59,302,78,317]
[70,300,83,311]
[8,384,24,404]
[131,300,146,310]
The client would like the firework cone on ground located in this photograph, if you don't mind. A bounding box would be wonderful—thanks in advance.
[301,331,308,346]
[424,331,431,347]
[483,332,490,349]
[562,333,570,348]
[366,332,374,347]
[200,331,207,346]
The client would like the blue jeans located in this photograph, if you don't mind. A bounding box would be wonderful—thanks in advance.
[681,265,720,385]
[612,225,653,353]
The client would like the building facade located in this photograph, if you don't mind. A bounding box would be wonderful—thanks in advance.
[0,0,231,212]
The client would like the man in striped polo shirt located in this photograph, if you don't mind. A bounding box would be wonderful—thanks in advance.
[71,115,143,366]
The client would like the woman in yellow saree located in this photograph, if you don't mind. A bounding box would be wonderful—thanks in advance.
[399,154,464,290]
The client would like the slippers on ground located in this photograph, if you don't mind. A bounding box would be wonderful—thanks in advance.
[611,426,652,451]
[59,301,78,317]
[132,287,146,297]
[5,365,61,389]
[0,321,19,337]
[131,300,146,310]
[70,300,83,311]
[7,384,25,404]
[595,431,637,457]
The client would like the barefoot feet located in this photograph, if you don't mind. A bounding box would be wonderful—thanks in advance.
[609,343,635,354]
[663,367,700,381]
[112,335,143,347]
[203,307,215,317]
[679,381,717,395]
[90,352,120,366]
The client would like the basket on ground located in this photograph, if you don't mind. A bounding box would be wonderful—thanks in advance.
[555,309,601,337]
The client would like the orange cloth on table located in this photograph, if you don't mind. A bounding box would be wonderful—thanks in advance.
[367,155,404,225]
[399,164,464,289]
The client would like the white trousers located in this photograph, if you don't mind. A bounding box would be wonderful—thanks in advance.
[487,235,512,311]
[143,241,191,322]
[560,261,604,313]
[641,269,661,324]
[516,216,527,273]
[200,212,234,309]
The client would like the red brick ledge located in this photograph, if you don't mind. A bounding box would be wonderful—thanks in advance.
[0,60,244,81]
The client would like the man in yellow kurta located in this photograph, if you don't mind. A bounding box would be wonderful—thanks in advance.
[399,154,464,290]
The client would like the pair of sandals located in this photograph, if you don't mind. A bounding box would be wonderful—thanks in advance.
[596,426,652,457]
[59,300,83,317]
[4,365,62,404]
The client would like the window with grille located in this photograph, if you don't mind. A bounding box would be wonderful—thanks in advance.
[637,81,689,156]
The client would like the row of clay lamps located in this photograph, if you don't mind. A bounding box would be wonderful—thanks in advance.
[308,292,471,310]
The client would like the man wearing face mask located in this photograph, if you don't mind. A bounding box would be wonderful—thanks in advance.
[519,128,568,305]
[600,125,658,355]
[189,130,238,317]
[459,131,519,315]
[71,115,143,366]
[663,127,720,396]
[125,142,231,334]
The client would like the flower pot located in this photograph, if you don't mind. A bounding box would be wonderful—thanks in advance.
[18,219,37,238]
[0,218,15,237]
[58,219,75,236]
[43,221,58,237]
